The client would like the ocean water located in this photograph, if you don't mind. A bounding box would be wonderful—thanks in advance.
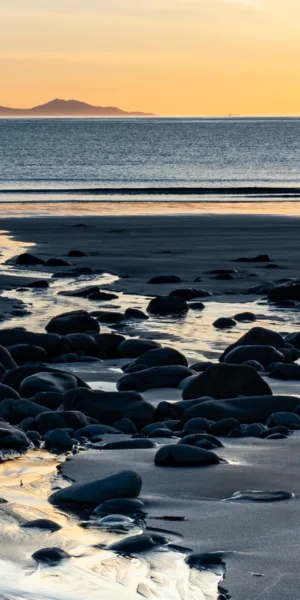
[1,117,300,214]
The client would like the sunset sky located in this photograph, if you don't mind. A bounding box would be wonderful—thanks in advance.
[1,0,300,116]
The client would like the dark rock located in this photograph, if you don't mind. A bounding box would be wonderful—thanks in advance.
[118,365,192,392]
[268,412,300,427]
[264,263,280,269]
[102,439,156,449]
[223,345,285,368]
[26,430,41,446]
[268,362,300,380]
[64,389,155,428]
[125,308,149,320]
[89,333,125,357]
[20,372,79,397]
[142,422,169,436]
[22,519,61,531]
[182,395,300,424]
[61,410,94,430]
[7,344,48,363]
[189,361,213,373]
[44,429,73,451]
[235,254,270,262]
[260,426,290,438]
[182,417,211,432]
[220,327,285,361]
[0,329,69,356]
[87,291,118,301]
[213,317,236,329]
[268,283,300,302]
[0,346,17,370]
[50,470,142,505]
[147,295,188,315]
[27,280,49,289]
[179,433,223,447]
[243,360,264,372]
[266,433,288,439]
[108,533,168,554]
[228,428,243,438]
[32,547,70,565]
[213,273,236,280]
[248,282,274,294]
[169,288,212,300]
[45,258,71,267]
[182,363,271,400]
[148,275,181,284]
[117,338,160,359]
[15,253,45,266]
[34,391,63,410]
[32,412,65,434]
[114,418,137,434]
[65,333,99,356]
[234,312,257,322]
[73,424,121,438]
[67,250,88,257]
[0,399,48,425]
[245,423,265,437]
[285,332,300,349]
[94,498,145,516]
[148,428,173,438]
[2,365,88,392]
[59,285,100,298]
[155,444,220,467]
[188,302,205,310]
[0,423,31,450]
[0,384,20,401]
[209,418,241,436]
[46,312,99,335]
[127,347,188,370]
[96,311,125,324]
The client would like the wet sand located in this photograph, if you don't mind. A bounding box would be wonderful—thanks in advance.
[0,213,300,599]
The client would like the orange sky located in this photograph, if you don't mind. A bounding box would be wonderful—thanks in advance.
[1,0,300,116]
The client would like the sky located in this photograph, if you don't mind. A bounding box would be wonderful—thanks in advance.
[0,0,300,115]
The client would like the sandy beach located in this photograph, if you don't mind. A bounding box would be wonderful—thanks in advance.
[0,212,300,599]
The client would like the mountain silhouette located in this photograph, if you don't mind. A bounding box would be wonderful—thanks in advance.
[0,98,154,117]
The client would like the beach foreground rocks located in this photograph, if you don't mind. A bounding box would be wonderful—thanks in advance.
[50,470,142,505]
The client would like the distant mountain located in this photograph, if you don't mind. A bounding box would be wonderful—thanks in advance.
[0,98,154,117]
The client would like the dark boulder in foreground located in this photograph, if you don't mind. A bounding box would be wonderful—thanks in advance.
[15,253,45,266]
[64,388,155,427]
[285,332,300,349]
[89,333,125,358]
[268,362,300,380]
[117,338,160,358]
[22,519,62,532]
[0,423,31,451]
[0,329,68,356]
[220,327,285,361]
[0,346,17,370]
[148,275,181,284]
[268,283,300,302]
[169,288,212,300]
[235,254,270,262]
[44,429,73,451]
[125,308,149,320]
[108,533,168,554]
[234,312,257,322]
[147,295,188,315]
[213,317,236,329]
[118,365,192,392]
[126,347,188,370]
[46,311,100,335]
[183,395,300,424]
[0,399,49,425]
[32,547,70,565]
[20,371,79,397]
[155,444,220,467]
[94,498,145,516]
[50,470,142,505]
[67,249,88,257]
[182,363,271,400]
[7,344,48,363]
[102,439,156,450]
[223,345,285,368]
[46,258,71,267]
[2,365,88,392]
[0,384,20,401]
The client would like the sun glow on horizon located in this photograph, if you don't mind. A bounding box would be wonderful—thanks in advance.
[0,0,300,116]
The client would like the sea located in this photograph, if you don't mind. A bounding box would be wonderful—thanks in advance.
[1,117,300,215]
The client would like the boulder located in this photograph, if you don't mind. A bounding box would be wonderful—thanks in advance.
[154,444,220,467]
[268,412,300,427]
[89,333,125,358]
[7,344,48,363]
[223,345,285,368]
[32,548,70,565]
[45,258,71,267]
[67,250,88,257]
[268,283,300,302]
[87,291,118,301]
[61,410,94,431]
[0,399,49,425]
[0,329,69,356]
[46,313,99,335]
[2,365,88,392]
[44,429,73,451]
[182,395,300,424]
[124,308,149,320]
[0,384,20,401]
[235,254,270,262]
[147,295,188,315]
[94,498,145,516]
[0,422,31,451]
[126,347,188,370]
[64,388,155,427]
[15,253,45,266]
[108,533,168,554]
[19,372,79,397]
[188,302,205,310]
[179,433,223,447]
[148,275,181,284]
[285,332,300,349]
[234,312,257,322]
[0,346,17,370]
[96,312,126,324]
[102,439,156,450]
[27,280,49,289]
[22,519,61,531]
[31,412,65,434]
[209,418,241,436]
[213,318,236,329]
[118,365,192,392]
[72,424,121,438]
[268,362,300,380]
[50,470,142,505]
[182,363,271,400]
[65,333,99,356]
[114,418,137,434]
[34,391,63,410]
[59,285,100,298]
[220,327,285,361]
[117,338,160,359]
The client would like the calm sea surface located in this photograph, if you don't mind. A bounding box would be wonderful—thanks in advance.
[1,117,300,214]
